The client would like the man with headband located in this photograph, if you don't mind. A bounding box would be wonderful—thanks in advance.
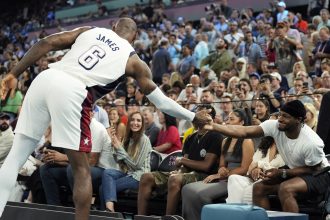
[204,100,329,213]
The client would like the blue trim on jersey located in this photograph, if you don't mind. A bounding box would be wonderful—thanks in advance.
[87,75,126,102]
[129,51,136,57]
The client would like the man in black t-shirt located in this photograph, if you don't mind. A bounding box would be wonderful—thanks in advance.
[137,105,223,216]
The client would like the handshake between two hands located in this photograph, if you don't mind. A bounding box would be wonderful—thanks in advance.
[192,109,214,130]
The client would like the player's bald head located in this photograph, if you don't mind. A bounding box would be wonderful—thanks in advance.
[113,17,137,43]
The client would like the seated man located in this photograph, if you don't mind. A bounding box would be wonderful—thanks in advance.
[204,100,329,213]
[138,105,223,215]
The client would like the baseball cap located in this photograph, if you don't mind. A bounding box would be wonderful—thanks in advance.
[0,112,10,120]
[249,72,260,80]
[270,72,282,82]
[281,100,306,119]
[277,1,286,8]
[268,62,277,68]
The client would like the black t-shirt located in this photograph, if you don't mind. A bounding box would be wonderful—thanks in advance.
[183,130,223,174]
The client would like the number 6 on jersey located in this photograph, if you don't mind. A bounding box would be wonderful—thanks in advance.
[78,45,106,70]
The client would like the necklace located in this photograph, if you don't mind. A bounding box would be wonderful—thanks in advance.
[196,131,209,145]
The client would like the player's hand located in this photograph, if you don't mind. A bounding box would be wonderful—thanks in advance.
[192,109,212,128]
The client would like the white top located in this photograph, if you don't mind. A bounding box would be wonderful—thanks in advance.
[90,118,119,169]
[260,120,328,169]
[252,149,285,172]
[49,27,134,87]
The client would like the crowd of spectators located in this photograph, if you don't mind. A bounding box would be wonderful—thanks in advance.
[1,0,330,219]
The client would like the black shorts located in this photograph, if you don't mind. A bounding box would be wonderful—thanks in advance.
[300,171,330,195]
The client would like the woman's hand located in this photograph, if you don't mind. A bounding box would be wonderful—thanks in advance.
[203,174,220,183]
[250,167,264,182]
[218,167,229,179]
[109,127,121,149]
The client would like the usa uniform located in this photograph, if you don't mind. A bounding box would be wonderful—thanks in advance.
[15,27,135,152]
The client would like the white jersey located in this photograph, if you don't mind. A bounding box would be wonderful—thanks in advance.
[49,27,135,88]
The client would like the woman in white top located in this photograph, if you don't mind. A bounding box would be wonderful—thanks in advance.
[226,136,285,204]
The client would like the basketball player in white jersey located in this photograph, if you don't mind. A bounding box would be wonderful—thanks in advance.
[0,18,209,220]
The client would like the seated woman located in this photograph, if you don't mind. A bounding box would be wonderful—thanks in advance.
[304,103,318,131]
[181,109,255,220]
[226,136,285,204]
[153,111,182,154]
[252,99,270,125]
[101,111,152,212]
[108,107,126,141]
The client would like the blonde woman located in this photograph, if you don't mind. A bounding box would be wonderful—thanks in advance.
[227,76,240,94]
[289,61,306,87]
[304,103,318,131]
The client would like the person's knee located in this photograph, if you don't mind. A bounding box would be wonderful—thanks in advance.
[39,164,50,178]
[168,174,182,191]
[253,182,266,197]
[278,181,295,198]
[140,173,155,188]
[182,184,199,201]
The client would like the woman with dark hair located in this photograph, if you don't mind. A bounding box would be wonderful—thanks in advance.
[252,99,271,125]
[226,136,285,204]
[181,108,255,220]
[101,111,152,212]
[153,111,182,154]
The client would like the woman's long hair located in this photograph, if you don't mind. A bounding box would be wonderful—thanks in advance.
[164,113,177,129]
[258,136,276,157]
[109,107,121,127]
[123,111,145,161]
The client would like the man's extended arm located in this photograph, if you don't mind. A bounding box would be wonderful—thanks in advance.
[206,123,264,139]
[9,26,91,78]
[126,54,198,122]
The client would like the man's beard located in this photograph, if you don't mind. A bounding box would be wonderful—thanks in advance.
[0,123,9,132]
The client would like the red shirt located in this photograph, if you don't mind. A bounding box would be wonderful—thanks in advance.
[120,115,128,125]
[297,20,308,34]
[156,125,182,154]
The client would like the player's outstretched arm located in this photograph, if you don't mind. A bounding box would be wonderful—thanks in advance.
[126,54,196,121]
[9,26,92,78]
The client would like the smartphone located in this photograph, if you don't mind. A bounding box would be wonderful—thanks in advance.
[303,82,308,89]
